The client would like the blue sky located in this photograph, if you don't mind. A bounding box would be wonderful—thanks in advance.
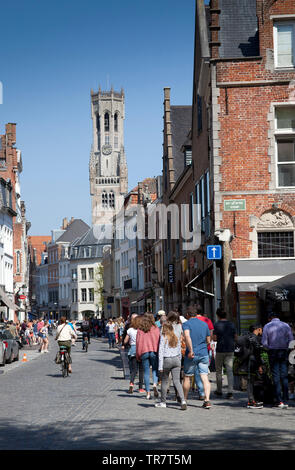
[0,0,196,234]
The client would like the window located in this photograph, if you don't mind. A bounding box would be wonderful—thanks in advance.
[72,289,78,303]
[275,107,295,187]
[105,134,110,145]
[81,288,87,302]
[88,268,94,280]
[88,288,94,302]
[114,135,118,148]
[16,251,21,274]
[109,191,115,208]
[104,113,110,131]
[71,269,77,281]
[81,268,86,280]
[114,113,118,132]
[185,148,192,166]
[274,22,295,68]
[102,192,108,208]
[96,114,100,131]
[258,231,294,258]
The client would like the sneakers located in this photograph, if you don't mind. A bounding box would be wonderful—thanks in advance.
[127,384,134,394]
[146,392,151,400]
[199,395,205,401]
[247,401,263,409]
[138,389,145,393]
[274,402,288,409]
[153,386,159,398]
[155,402,166,408]
[181,400,187,410]
[202,401,211,409]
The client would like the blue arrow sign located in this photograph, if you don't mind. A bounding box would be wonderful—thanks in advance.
[207,245,222,260]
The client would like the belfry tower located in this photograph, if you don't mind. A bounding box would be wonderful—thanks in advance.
[89,87,128,226]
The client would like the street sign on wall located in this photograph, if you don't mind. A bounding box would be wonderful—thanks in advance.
[224,199,246,211]
[207,245,222,260]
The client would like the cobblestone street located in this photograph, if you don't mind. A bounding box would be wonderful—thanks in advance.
[0,337,294,450]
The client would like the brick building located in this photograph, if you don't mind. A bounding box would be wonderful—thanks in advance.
[0,123,30,321]
[189,0,295,330]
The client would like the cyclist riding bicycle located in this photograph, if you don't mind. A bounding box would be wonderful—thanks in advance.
[55,317,77,373]
[81,318,91,350]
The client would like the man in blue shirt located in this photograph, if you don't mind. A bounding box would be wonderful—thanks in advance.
[183,306,211,409]
[262,312,294,408]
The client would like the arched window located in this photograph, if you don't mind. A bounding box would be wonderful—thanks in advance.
[104,113,110,132]
[96,114,100,131]
[109,191,115,208]
[102,192,108,208]
[114,113,118,132]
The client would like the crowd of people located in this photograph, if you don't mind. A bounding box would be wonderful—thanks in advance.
[120,306,295,411]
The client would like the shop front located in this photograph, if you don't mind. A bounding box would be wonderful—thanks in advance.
[234,258,295,332]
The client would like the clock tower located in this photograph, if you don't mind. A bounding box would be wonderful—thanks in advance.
[89,87,128,227]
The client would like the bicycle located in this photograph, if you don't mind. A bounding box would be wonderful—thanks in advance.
[59,345,70,377]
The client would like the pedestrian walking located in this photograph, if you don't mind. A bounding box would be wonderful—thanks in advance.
[182,306,211,409]
[40,321,49,353]
[213,309,237,399]
[155,310,166,329]
[262,312,294,409]
[136,313,160,400]
[106,319,116,348]
[155,322,187,410]
[194,306,215,400]
[123,315,144,394]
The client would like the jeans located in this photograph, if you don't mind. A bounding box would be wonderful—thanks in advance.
[108,332,115,347]
[161,356,185,403]
[128,356,144,388]
[215,352,234,394]
[141,351,158,392]
[268,349,289,404]
[194,369,204,396]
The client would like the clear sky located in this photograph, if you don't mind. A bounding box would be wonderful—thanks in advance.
[0,0,197,234]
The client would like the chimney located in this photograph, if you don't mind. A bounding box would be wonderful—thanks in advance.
[62,217,68,230]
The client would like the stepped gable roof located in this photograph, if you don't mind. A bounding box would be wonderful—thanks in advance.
[55,219,90,244]
[170,105,192,182]
[219,0,259,59]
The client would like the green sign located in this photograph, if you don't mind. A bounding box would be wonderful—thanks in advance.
[224,199,246,211]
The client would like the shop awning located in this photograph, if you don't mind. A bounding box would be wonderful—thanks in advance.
[185,264,214,297]
[258,272,295,301]
[0,287,19,311]
[234,258,295,293]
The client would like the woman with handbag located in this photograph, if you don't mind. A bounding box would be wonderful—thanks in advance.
[123,315,144,394]
[136,313,160,400]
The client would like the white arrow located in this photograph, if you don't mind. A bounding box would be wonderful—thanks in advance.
[211,247,217,258]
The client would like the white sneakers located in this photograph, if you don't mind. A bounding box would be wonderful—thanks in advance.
[155,402,166,408]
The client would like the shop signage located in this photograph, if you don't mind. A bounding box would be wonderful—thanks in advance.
[224,199,246,211]
[168,264,175,283]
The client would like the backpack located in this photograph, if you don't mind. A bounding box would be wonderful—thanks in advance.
[82,321,89,331]
[234,334,252,361]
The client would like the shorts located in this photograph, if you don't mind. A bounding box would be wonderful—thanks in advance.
[183,355,209,376]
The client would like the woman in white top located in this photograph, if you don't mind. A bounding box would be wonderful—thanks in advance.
[40,321,49,353]
[123,315,144,394]
[55,317,77,373]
